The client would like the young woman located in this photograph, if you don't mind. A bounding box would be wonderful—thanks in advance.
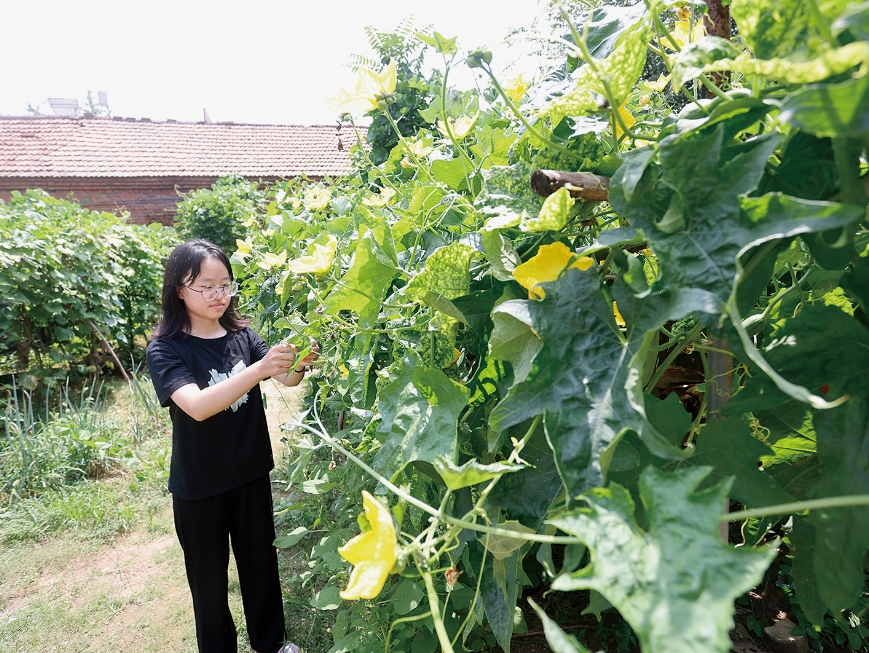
[146,239,316,653]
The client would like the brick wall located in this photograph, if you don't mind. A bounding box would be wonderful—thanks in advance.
[0,175,296,225]
[0,176,220,225]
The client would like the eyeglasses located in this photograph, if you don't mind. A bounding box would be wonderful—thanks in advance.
[185,282,240,301]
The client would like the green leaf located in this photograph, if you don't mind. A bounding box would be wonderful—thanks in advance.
[481,231,522,282]
[406,242,474,302]
[528,599,596,653]
[480,550,520,653]
[374,352,470,480]
[730,0,811,60]
[273,526,310,549]
[451,286,502,336]
[790,517,827,625]
[310,583,342,610]
[672,95,774,144]
[414,291,469,325]
[841,255,869,313]
[415,30,457,55]
[432,456,524,491]
[613,147,656,204]
[670,37,744,89]
[521,187,574,233]
[779,76,869,137]
[672,416,796,509]
[431,158,474,191]
[611,125,862,308]
[757,131,839,201]
[644,392,691,449]
[536,17,651,125]
[724,305,869,414]
[475,161,544,227]
[322,230,398,325]
[584,2,646,59]
[489,301,543,384]
[487,418,565,529]
[806,398,869,616]
[390,578,426,616]
[550,467,777,653]
[479,520,536,560]
[756,401,817,468]
[490,267,643,496]
[833,1,869,40]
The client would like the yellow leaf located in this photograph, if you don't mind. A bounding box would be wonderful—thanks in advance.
[338,491,398,600]
[512,242,594,299]
[287,235,338,275]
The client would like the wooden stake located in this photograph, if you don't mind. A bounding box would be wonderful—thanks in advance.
[530,169,611,201]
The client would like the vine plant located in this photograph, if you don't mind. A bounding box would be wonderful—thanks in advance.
[232,1,869,651]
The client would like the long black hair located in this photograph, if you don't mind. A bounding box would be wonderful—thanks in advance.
[151,239,249,339]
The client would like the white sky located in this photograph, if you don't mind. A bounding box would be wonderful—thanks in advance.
[0,0,546,126]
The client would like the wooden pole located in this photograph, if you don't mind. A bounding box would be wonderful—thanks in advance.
[530,169,611,201]
[703,0,731,95]
[707,337,733,541]
[87,319,131,383]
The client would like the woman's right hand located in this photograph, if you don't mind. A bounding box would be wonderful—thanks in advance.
[259,344,298,380]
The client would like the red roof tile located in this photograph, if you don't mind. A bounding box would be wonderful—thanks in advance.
[0,116,364,178]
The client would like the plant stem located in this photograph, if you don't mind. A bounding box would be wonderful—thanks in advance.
[644,321,704,393]
[805,0,837,46]
[481,66,575,157]
[293,417,584,545]
[438,54,479,194]
[422,570,456,653]
[724,494,869,523]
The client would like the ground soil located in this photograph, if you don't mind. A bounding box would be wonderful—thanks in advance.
[0,379,304,653]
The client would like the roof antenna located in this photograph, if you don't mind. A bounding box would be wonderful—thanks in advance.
[203,109,212,124]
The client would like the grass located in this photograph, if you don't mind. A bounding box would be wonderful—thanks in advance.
[0,373,328,653]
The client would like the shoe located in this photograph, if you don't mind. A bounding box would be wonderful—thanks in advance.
[278,644,300,653]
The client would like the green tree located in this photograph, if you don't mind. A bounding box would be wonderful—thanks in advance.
[352,19,441,164]
[174,174,265,254]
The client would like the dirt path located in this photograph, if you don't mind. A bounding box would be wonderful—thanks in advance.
[0,380,305,653]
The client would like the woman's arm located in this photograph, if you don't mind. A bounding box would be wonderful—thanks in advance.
[170,344,298,421]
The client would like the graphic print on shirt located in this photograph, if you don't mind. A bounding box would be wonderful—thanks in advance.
[208,359,248,412]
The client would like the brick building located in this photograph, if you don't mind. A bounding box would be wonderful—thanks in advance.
[0,116,362,224]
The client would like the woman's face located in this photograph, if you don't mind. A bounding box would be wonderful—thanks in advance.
[177,256,232,325]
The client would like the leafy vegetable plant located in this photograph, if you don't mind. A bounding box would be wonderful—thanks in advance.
[236,2,869,651]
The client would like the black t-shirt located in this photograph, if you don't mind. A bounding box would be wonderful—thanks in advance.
[146,328,274,500]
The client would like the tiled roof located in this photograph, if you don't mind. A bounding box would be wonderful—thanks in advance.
[0,116,364,178]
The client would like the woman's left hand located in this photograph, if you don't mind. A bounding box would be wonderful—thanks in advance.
[292,338,320,371]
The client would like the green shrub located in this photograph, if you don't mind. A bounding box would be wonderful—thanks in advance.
[174,174,265,254]
[0,189,178,387]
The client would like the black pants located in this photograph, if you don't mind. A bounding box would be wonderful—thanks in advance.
[173,475,286,653]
